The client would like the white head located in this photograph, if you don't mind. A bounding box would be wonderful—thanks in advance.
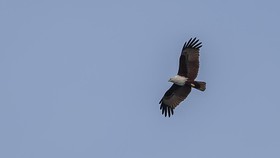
[168,75,188,86]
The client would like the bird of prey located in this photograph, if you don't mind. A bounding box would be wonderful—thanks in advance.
[159,38,206,117]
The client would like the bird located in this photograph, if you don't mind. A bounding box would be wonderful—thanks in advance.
[159,37,206,117]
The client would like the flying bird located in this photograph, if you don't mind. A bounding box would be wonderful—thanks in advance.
[159,38,206,117]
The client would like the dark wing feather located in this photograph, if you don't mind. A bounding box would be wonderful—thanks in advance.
[177,55,187,77]
[178,38,202,80]
[159,84,192,117]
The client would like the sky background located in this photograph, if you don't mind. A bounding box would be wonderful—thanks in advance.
[1,0,280,158]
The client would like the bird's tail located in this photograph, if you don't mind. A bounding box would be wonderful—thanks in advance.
[191,81,206,91]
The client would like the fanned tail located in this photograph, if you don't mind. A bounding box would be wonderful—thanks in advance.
[191,81,206,91]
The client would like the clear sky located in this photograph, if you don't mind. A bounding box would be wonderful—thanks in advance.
[1,0,280,158]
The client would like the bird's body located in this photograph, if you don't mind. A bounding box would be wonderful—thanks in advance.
[159,37,206,117]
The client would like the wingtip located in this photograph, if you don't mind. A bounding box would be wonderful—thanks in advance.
[160,103,174,117]
[186,38,192,47]
[194,42,202,49]
[185,37,202,49]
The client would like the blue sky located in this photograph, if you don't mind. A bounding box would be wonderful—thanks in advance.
[1,0,280,157]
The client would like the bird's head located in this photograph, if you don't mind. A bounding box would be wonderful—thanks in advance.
[168,75,188,86]
[168,77,175,83]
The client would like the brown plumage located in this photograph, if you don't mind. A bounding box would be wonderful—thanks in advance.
[178,38,202,80]
[159,38,206,117]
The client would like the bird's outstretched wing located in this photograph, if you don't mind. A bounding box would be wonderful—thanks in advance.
[177,38,202,81]
[159,84,191,117]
